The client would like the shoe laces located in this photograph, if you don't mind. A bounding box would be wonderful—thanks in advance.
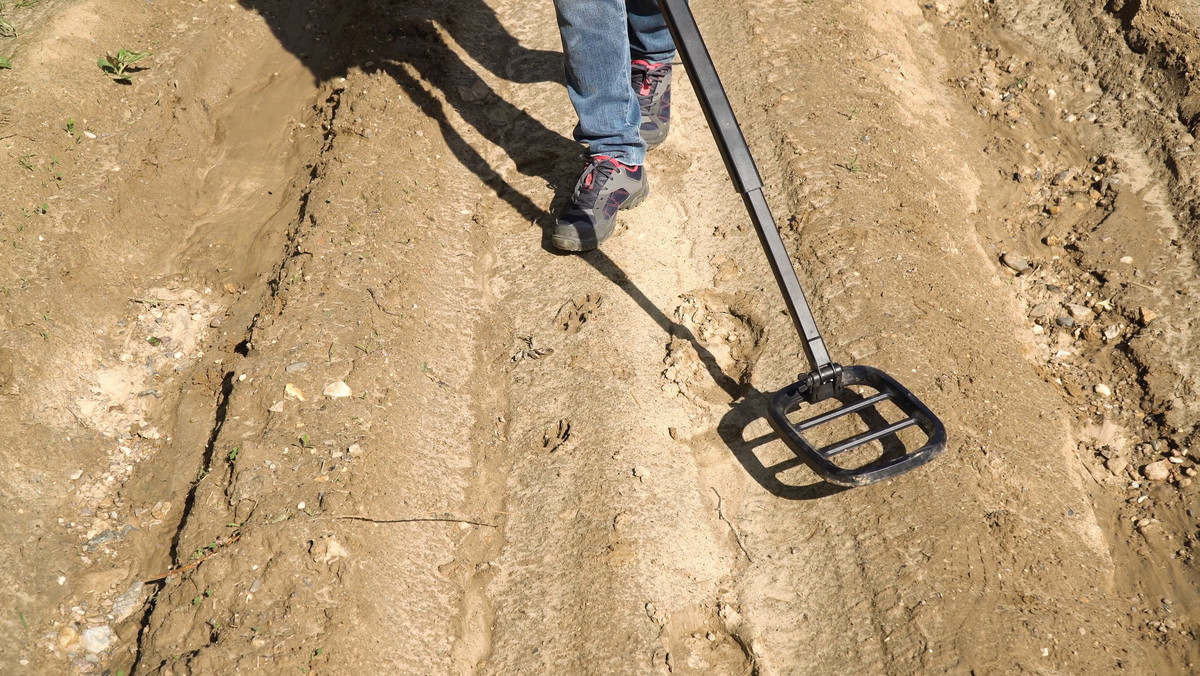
[632,60,671,103]
[579,155,625,196]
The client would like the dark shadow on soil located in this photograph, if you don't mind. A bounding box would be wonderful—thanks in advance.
[718,389,847,500]
[237,0,579,226]
[580,249,743,400]
[240,1,746,401]
[718,386,915,500]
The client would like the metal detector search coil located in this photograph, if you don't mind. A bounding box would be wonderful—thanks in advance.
[659,0,947,486]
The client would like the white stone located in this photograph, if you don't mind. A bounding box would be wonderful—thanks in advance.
[80,625,113,653]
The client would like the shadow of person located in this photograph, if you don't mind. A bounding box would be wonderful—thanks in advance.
[577,249,745,401]
[237,0,579,226]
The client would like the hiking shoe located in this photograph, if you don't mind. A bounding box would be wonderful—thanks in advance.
[632,60,673,149]
[552,155,649,251]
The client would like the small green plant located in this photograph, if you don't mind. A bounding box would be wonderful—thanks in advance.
[98,48,149,82]
[228,446,239,461]
[0,17,15,39]
[0,55,11,70]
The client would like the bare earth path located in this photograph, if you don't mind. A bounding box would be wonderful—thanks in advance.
[2,0,1200,673]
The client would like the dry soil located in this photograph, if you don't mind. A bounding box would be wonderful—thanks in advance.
[3,0,1200,673]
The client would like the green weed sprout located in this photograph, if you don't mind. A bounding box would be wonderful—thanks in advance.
[0,55,11,70]
[98,49,148,82]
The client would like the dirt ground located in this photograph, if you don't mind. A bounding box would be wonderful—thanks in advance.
[3,0,1200,673]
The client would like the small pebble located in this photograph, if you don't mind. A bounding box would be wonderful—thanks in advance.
[1094,383,1111,397]
[323,381,351,398]
[1001,252,1029,272]
[285,361,308,373]
[1052,169,1075,185]
[57,626,78,649]
[1143,460,1172,482]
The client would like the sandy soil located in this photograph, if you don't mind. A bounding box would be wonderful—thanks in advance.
[3,0,1200,673]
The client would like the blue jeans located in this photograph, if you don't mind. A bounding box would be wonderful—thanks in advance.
[554,0,676,166]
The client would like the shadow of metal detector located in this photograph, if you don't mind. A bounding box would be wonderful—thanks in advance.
[659,0,946,487]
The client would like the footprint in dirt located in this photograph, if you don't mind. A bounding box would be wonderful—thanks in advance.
[541,419,572,453]
[659,605,755,675]
[662,292,765,404]
[555,293,602,335]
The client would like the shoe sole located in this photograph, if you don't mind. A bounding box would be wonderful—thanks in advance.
[643,125,669,150]
[552,180,650,252]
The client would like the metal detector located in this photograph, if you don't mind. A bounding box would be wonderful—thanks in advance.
[659,0,946,486]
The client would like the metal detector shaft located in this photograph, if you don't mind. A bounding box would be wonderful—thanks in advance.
[658,0,832,378]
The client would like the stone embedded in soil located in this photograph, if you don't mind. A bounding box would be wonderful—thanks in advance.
[85,525,135,551]
[1106,457,1128,475]
[1001,252,1030,272]
[285,361,307,373]
[80,625,113,653]
[1067,304,1093,323]
[149,501,171,520]
[57,625,78,650]
[323,381,351,398]
[1143,460,1172,482]
[1139,307,1158,325]
[1094,384,1112,397]
[1052,169,1075,185]
[111,581,145,622]
[1055,315,1075,328]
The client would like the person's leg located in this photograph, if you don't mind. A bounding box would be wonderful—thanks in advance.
[626,0,675,64]
[554,0,646,165]
[627,0,675,149]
